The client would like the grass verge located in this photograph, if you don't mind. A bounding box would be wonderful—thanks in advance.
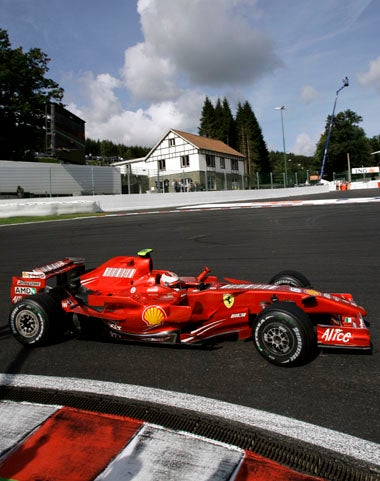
[0,212,106,225]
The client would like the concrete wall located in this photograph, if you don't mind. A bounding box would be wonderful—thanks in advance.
[0,184,329,218]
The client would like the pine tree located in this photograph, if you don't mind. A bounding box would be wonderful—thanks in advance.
[198,96,215,138]
[236,101,269,186]
[221,97,236,148]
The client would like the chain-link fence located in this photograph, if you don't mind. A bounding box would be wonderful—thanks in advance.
[121,167,314,194]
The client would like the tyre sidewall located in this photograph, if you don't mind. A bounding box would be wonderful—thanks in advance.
[269,270,311,288]
[9,299,50,346]
[254,305,310,366]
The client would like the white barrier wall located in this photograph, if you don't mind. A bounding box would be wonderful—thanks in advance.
[0,185,330,218]
[0,200,99,218]
[0,161,121,196]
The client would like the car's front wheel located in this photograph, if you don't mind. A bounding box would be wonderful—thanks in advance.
[253,302,315,366]
[9,293,64,346]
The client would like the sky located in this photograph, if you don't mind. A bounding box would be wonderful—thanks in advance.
[1,0,380,157]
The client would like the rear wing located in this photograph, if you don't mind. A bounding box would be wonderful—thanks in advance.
[11,257,85,304]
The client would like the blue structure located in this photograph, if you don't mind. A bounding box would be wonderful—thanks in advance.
[319,77,349,179]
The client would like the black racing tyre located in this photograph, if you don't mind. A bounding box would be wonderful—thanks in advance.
[269,270,311,288]
[253,301,315,366]
[9,293,64,346]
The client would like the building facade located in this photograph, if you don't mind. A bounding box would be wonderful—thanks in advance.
[114,129,246,193]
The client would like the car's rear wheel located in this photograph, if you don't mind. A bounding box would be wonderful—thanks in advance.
[9,293,64,346]
[253,302,315,366]
[269,270,311,288]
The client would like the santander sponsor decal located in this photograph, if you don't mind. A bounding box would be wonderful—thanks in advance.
[320,327,352,344]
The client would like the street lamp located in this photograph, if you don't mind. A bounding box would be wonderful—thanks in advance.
[275,106,287,186]
[319,77,349,180]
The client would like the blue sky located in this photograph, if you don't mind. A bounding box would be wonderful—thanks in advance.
[1,0,379,157]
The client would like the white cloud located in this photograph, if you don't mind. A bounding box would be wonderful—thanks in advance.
[357,56,380,92]
[122,42,180,102]
[293,133,316,156]
[300,85,321,104]
[75,72,123,122]
[121,0,282,103]
[69,0,284,146]
[69,71,205,146]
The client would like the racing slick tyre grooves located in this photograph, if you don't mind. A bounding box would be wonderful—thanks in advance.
[253,302,315,366]
[269,270,311,288]
[9,293,65,346]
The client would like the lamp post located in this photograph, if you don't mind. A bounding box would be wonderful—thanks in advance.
[275,106,287,186]
[319,77,349,180]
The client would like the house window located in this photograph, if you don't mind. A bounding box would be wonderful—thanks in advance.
[168,138,175,147]
[180,155,190,168]
[206,154,215,168]
[232,175,240,190]
[231,159,239,171]
[207,175,216,190]
[158,159,166,171]
[220,157,225,169]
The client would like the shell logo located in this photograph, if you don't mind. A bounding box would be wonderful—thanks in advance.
[305,289,321,296]
[142,306,166,326]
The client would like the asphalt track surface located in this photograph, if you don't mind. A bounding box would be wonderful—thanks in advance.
[0,189,379,449]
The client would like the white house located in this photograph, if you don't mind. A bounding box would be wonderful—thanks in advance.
[113,129,246,193]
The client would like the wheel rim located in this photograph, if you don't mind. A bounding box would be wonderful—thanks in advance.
[262,322,295,355]
[273,278,301,287]
[14,309,40,338]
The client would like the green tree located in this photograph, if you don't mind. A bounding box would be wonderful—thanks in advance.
[199,96,236,147]
[100,140,116,159]
[315,109,371,179]
[198,96,215,138]
[221,97,236,148]
[85,138,101,158]
[368,135,380,166]
[0,29,64,160]
[85,138,151,164]
[269,151,318,180]
[213,98,225,141]
[236,101,270,187]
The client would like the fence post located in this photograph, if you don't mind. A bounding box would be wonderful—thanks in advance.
[91,167,95,195]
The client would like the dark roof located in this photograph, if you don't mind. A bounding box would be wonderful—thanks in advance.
[172,129,245,157]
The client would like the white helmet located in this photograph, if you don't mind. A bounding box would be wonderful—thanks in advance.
[160,271,180,289]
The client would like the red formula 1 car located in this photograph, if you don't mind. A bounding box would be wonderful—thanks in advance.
[9,249,371,366]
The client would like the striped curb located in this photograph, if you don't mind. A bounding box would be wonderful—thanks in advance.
[177,196,380,211]
[1,374,379,468]
[102,196,380,218]
[0,401,324,481]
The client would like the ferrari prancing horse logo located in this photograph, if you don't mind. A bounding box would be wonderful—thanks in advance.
[223,293,234,309]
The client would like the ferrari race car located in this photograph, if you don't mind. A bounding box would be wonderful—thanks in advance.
[9,249,371,366]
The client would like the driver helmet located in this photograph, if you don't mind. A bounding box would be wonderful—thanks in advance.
[160,271,180,289]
